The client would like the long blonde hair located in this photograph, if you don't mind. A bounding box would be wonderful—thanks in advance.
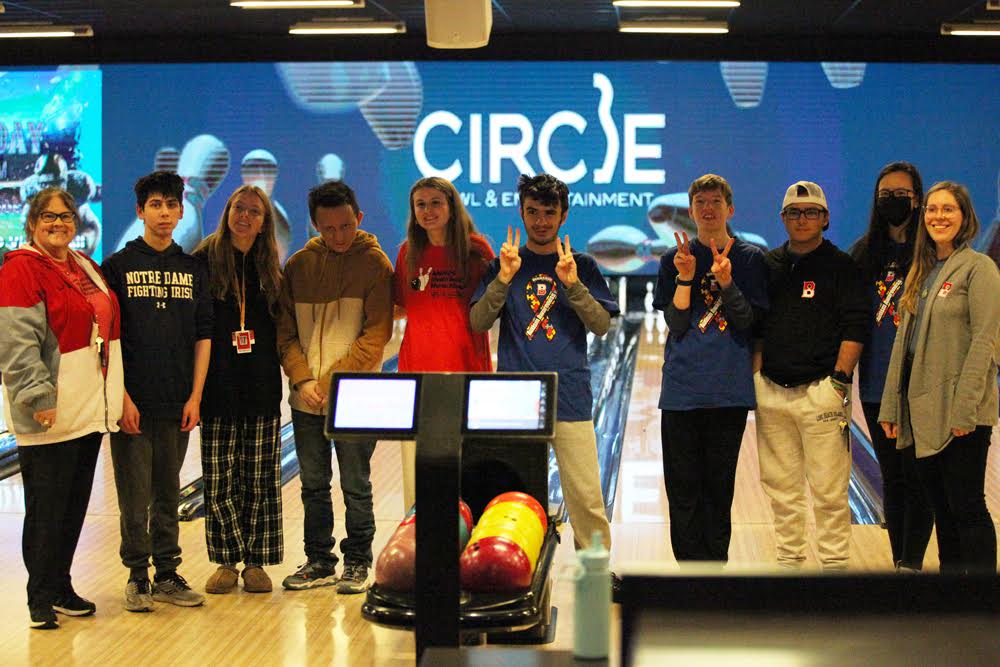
[194,185,282,316]
[899,181,981,315]
[404,177,486,285]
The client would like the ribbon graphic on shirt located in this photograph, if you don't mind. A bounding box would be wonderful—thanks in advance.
[875,263,903,326]
[697,273,728,333]
[525,274,558,341]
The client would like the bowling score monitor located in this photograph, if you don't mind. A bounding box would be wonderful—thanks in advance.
[326,373,421,439]
[462,373,556,438]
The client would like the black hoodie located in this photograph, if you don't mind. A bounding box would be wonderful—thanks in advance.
[102,237,213,418]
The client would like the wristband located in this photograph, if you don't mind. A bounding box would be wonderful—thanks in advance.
[675,275,694,287]
[831,370,852,384]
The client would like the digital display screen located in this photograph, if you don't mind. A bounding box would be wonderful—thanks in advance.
[5,62,997,274]
[328,375,419,436]
[463,375,556,436]
[0,68,103,262]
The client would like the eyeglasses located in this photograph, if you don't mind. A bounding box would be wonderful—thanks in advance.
[877,188,914,199]
[39,211,78,224]
[781,208,825,221]
[233,204,264,219]
[924,205,960,217]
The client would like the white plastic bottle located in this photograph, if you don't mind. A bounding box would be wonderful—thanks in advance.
[573,530,610,660]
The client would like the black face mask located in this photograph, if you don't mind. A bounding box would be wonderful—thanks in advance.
[876,195,913,227]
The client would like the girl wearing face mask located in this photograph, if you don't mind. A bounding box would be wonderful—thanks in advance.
[850,162,934,571]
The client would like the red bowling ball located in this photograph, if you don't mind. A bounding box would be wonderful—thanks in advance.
[375,522,417,591]
[459,535,533,593]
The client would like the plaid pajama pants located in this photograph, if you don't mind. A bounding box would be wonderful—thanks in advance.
[201,416,284,566]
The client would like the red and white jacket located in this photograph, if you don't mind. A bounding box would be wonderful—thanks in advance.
[0,246,124,446]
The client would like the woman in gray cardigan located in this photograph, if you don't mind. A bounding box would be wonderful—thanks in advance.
[879,181,1000,574]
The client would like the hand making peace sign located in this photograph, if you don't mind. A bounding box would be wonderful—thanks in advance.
[498,225,522,284]
[710,236,735,288]
[555,234,577,286]
[673,231,696,282]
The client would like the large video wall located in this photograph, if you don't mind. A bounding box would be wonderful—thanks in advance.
[3,61,998,272]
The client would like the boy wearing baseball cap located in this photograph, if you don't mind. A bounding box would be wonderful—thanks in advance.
[752,181,870,570]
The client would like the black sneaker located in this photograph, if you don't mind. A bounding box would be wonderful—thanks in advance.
[611,571,623,604]
[52,590,96,617]
[336,563,370,594]
[282,561,338,590]
[29,604,59,630]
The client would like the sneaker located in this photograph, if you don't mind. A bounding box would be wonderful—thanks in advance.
[52,590,96,616]
[153,571,205,607]
[337,563,369,594]
[282,561,338,590]
[29,604,59,630]
[206,565,240,594]
[125,578,154,613]
[241,566,272,593]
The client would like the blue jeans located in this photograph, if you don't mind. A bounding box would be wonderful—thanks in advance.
[291,409,376,567]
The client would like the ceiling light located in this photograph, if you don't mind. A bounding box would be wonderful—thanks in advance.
[619,20,728,34]
[232,1,363,7]
[940,22,1000,35]
[0,23,93,38]
[289,19,405,35]
[613,1,739,7]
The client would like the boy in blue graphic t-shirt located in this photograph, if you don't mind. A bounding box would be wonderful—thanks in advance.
[471,174,620,590]
[652,174,768,563]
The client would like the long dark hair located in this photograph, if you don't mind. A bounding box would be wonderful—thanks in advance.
[850,161,923,280]
[899,181,981,315]
[404,176,486,284]
[194,185,282,316]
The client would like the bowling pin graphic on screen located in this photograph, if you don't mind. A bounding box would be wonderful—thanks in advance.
[720,62,768,109]
[586,225,672,273]
[241,150,290,261]
[153,146,181,174]
[276,62,389,113]
[360,61,423,150]
[821,62,867,89]
[116,135,230,252]
[175,135,230,252]
[307,153,346,238]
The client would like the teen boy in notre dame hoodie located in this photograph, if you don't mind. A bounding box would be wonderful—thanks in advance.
[101,172,213,612]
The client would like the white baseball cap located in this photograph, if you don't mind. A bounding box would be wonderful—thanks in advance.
[782,181,828,212]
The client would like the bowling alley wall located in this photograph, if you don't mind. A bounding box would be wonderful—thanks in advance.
[3,61,999,271]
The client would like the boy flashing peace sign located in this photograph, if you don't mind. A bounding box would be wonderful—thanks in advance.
[652,174,769,563]
[471,173,622,592]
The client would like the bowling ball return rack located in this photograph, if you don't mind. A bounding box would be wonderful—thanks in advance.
[325,371,559,659]
[362,520,560,644]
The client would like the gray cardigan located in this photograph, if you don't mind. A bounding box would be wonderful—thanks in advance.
[878,245,1000,458]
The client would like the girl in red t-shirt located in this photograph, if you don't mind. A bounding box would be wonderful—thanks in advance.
[392,177,495,509]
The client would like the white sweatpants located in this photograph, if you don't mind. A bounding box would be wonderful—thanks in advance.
[754,373,852,569]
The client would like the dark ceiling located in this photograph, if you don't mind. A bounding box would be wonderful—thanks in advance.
[1,1,998,64]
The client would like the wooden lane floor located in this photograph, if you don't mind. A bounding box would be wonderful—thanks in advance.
[2,319,999,664]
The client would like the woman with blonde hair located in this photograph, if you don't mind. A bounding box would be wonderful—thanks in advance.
[194,184,285,592]
[392,176,495,509]
[880,181,1000,573]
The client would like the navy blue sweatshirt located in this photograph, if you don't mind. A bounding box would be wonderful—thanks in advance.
[102,237,213,418]
[757,239,870,387]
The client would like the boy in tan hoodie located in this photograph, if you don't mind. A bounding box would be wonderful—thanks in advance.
[277,181,392,593]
